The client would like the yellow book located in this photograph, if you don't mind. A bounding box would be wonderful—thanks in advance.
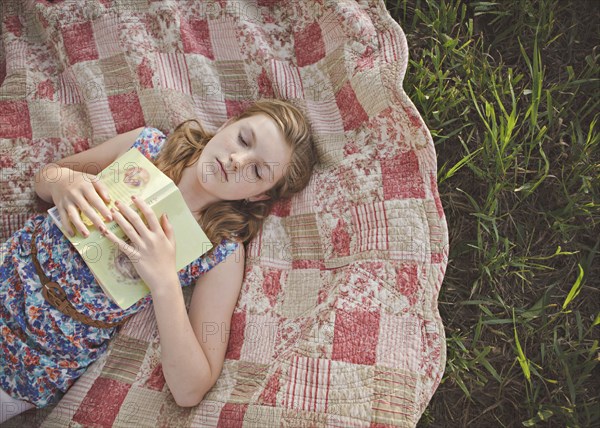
[47,148,213,309]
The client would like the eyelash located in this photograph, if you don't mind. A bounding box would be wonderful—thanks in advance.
[238,134,261,179]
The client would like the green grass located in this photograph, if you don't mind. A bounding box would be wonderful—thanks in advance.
[384,1,599,426]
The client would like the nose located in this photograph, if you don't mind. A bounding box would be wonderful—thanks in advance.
[229,151,253,171]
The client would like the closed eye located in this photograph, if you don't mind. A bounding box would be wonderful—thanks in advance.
[238,132,261,179]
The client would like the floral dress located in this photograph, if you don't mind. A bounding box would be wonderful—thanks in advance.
[0,127,239,408]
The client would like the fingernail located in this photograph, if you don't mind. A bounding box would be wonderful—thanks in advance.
[131,195,136,200]
[69,230,75,237]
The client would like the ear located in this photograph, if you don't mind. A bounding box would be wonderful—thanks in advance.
[247,193,271,203]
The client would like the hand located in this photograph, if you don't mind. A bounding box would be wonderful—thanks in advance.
[49,166,113,237]
[100,196,177,294]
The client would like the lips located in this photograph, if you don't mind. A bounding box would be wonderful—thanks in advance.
[217,159,228,181]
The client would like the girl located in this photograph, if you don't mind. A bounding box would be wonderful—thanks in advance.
[0,99,317,423]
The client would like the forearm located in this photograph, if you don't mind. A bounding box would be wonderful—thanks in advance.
[150,274,212,407]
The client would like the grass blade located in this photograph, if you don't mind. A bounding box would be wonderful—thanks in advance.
[562,264,585,311]
[513,309,532,385]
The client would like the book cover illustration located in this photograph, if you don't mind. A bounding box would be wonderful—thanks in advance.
[48,148,214,309]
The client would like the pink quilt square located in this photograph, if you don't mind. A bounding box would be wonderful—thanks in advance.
[192,93,228,132]
[3,15,21,38]
[351,201,390,253]
[108,92,145,134]
[0,101,31,138]
[395,262,421,306]
[271,198,291,217]
[156,53,192,95]
[258,367,283,406]
[304,99,344,134]
[376,312,420,372]
[143,362,166,392]
[209,18,243,61]
[377,28,405,65]
[181,18,214,59]
[294,22,326,67]
[239,313,279,364]
[218,403,249,427]
[335,80,369,131]
[0,60,5,86]
[270,60,305,98]
[381,150,425,200]
[92,14,121,59]
[137,57,155,89]
[225,310,246,360]
[73,377,131,426]
[62,21,99,64]
[429,171,444,219]
[225,99,254,118]
[257,68,275,98]
[283,356,331,412]
[332,308,380,366]
[257,0,278,6]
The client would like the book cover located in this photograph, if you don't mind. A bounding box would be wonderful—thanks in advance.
[48,148,214,309]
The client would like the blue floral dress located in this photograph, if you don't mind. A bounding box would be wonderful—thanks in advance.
[0,127,239,408]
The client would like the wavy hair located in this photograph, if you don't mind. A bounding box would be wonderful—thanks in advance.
[154,99,317,251]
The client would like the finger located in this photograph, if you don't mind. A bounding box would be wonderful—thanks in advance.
[110,206,141,245]
[93,180,112,205]
[131,196,161,232]
[78,198,110,231]
[57,205,75,237]
[83,188,113,223]
[100,224,138,260]
[161,213,175,245]
[66,205,90,237]
[114,200,149,238]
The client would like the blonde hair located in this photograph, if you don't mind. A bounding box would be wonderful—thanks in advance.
[154,99,317,250]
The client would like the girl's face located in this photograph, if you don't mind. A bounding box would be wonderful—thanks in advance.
[194,113,292,202]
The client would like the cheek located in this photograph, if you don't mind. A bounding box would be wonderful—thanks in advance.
[196,158,216,180]
[268,170,285,187]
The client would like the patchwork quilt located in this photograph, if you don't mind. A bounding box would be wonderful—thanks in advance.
[0,0,448,426]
